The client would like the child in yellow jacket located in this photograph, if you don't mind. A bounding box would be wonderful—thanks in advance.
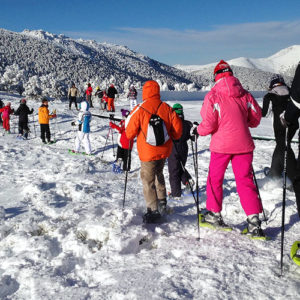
[38,98,56,144]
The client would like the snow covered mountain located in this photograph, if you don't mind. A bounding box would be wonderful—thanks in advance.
[174,46,300,90]
[0,28,202,98]
[175,45,300,77]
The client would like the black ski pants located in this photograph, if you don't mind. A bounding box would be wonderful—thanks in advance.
[69,97,78,109]
[117,146,131,171]
[168,153,191,197]
[270,117,298,179]
[40,124,51,142]
[18,121,29,136]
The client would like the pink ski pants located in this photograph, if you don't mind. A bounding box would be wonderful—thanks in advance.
[206,152,262,216]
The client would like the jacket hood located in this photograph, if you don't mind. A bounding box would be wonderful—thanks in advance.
[214,75,246,98]
[142,80,160,101]
[270,85,289,96]
[80,101,89,112]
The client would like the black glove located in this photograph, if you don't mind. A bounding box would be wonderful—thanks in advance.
[71,122,75,126]
[31,108,34,113]
[190,122,199,136]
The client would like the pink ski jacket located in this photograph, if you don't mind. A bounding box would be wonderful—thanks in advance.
[197,75,261,154]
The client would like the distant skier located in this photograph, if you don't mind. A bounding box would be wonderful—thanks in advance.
[95,87,104,110]
[14,99,34,139]
[107,84,118,112]
[85,83,93,108]
[168,103,195,200]
[0,98,4,125]
[68,83,79,110]
[109,109,134,173]
[101,91,108,111]
[38,98,56,144]
[71,101,92,155]
[0,102,14,133]
[262,75,298,179]
[127,85,138,110]
[196,60,264,237]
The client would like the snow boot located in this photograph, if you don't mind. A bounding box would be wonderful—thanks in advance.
[199,210,232,231]
[201,211,228,227]
[168,192,182,201]
[143,208,161,224]
[243,214,265,238]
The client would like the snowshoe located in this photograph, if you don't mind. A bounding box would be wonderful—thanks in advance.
[290,241,300,266]
[241,215,270,240]
[112,160,123,174]
[199,210,232,231]
[143,208,162,224]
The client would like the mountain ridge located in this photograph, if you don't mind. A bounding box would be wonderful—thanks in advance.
[174,45,300,77]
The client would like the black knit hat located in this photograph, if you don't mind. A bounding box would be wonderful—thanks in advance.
[269,74,285,89]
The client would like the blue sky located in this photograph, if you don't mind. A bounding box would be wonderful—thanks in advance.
[1,0,300,65]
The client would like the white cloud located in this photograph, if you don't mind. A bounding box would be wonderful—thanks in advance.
[63,20,300,64]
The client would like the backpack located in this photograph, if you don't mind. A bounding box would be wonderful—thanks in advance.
[141,102,170,146]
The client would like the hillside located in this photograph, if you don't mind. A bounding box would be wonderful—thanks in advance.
[0,28,202,98]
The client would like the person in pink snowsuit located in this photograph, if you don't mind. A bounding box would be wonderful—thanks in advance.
[197,60,265,237]
[0,102,14,133]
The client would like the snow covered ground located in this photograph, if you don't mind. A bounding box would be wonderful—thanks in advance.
[0,91,299,300]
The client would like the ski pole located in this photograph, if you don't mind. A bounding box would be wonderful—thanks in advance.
[122,141,132,209]
[280,128,288,276]
[100,127,111,159]
[111,128,115,157]
[252,165,268,223]
[193,137,200,241]
[32,114,37,138]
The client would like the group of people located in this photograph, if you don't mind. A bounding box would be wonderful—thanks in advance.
[67,82,138,113]
[2,60,300,239]
[123,60,300,238]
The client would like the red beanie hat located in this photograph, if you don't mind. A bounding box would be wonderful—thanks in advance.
[214,60,233,76]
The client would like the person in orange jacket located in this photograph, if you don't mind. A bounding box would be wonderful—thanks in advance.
[125,80,182,223]
[38,98,56,144]
[0,102,14,133]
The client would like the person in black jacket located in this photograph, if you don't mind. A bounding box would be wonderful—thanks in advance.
[168,103,194,199]
[262,75,298,178]
[14,99,34,139]
[107,84,118,112]
[282,62,300,217]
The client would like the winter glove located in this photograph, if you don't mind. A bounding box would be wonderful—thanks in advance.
[71,122,75,126]
[280,111,289,128]
[109,121,114,128]
[52,114,57,118]
[31,108,34,113]
[190,122,199,136]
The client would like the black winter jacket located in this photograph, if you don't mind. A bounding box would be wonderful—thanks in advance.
[262,86,290,118]
[107,86,118,98]
[15,103,33,123]
[170,117,193,160]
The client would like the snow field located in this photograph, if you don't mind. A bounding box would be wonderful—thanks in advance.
[0,92,300,299]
